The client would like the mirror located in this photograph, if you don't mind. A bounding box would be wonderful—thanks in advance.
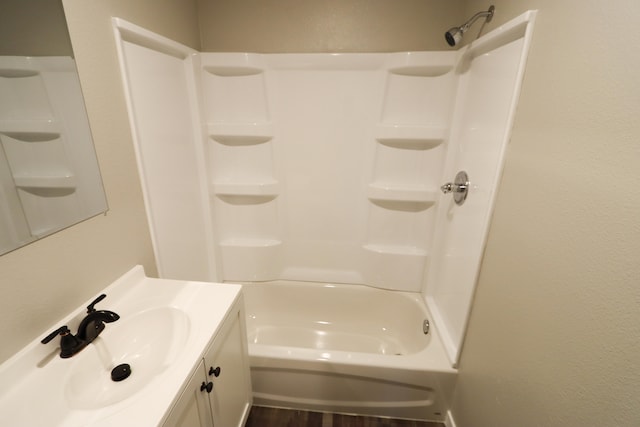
[0,0,108,255]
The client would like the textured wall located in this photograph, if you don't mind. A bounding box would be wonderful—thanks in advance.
[452,1,640,426]
[0,0,72,56]
[198,0,463,52]
[0,0,200,364]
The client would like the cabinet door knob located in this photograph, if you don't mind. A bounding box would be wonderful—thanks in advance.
[208,366,221,377]
[200,381,213,393]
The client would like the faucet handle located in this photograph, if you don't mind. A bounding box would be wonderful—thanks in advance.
[86,294,107,313]
[41,325,71,344]
[41,325,87,358]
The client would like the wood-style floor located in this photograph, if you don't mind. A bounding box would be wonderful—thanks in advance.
[245,406,445,427]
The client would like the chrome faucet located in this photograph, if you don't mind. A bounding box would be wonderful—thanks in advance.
[440,170,470,206]
[41,294,119,358]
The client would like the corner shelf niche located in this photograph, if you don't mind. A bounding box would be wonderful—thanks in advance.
[208,123,274,145]
[368,124,446,211]
[201,55,269,125]
[208,122,279,204]
[367,183,436,206]
[220,238,281,249]
[363,243,427,257]
[203,66,262,77]
[13,174,77,190]
[388,65,453,77]
[0,69,39,78]
[0,121,60,141]
[375,124,446,149]
[385,52,456,78]
[211,181,280,203]
[201,52,266,77]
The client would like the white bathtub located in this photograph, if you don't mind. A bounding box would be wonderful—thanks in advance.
[241,281,457,422]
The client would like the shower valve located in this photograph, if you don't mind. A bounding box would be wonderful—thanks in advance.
[440,182,467,194]
[441,171,470,206]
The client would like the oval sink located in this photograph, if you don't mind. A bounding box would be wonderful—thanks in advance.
[64,306,190,409]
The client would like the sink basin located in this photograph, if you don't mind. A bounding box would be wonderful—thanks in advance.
[63,306,190,409]
[0,266,244,427]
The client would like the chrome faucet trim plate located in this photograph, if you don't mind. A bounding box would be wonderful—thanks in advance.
[441,170,470,206]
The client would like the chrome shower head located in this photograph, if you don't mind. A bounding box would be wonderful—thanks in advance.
[445,27,463,47]
[445,5,495,47]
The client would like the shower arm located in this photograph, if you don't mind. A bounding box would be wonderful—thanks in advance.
[459,5,495,33]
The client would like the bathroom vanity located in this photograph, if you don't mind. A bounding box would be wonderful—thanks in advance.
[0,266,252,427]
[164,297,251,427]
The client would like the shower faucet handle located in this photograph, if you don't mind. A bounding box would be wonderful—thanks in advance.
[441,171,470,206]
[440,182,467,193]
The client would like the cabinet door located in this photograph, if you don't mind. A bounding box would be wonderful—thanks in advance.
[163,360,214,427]
[205,303,252,427]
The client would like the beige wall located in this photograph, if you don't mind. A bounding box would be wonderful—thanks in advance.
[0,0,73,56]
[0,0,200,364]
[198,0,463,52]
[452,1,640,426]
[2,2,638,425]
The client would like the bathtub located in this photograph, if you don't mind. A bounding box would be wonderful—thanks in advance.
[241,281,458,422]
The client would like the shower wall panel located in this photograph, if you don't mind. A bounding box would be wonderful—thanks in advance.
[113,19,216,281]
[425,12,537,365]
[201,52,457,290]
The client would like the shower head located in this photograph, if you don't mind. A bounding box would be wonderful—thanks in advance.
[445,27,464,47]
[445,5,495,47]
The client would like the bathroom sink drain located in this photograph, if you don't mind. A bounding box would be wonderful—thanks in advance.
[111,363,132,382]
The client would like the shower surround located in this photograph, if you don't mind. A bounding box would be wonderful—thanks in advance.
[113,10,536,422]
[201,51,456,291]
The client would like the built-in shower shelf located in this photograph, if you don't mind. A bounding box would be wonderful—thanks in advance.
[220,238,282,249]
[0,69,39,78]
[201,52,266,77]
[385,52,455,78]
[0,121,60,142]
[13,174,77,190]
[208,123,273,145]
[388,65,453,77]
[363,244,427,257]
[212,181,280,197]
[367,183,437,204]
[203,66,263,77]
[375,124,446,149]
[216,194,278,205]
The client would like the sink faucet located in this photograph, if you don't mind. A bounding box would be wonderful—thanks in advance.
[76,308,120,342]
[41,294,120,358]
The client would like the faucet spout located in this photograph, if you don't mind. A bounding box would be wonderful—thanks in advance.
[76,310,120,342]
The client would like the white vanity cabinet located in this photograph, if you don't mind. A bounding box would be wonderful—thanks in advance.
[164,359,213,427]
[163,297,252,427]
[0,267,251,427]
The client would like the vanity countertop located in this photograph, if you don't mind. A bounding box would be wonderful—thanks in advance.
[0,266,242,427]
